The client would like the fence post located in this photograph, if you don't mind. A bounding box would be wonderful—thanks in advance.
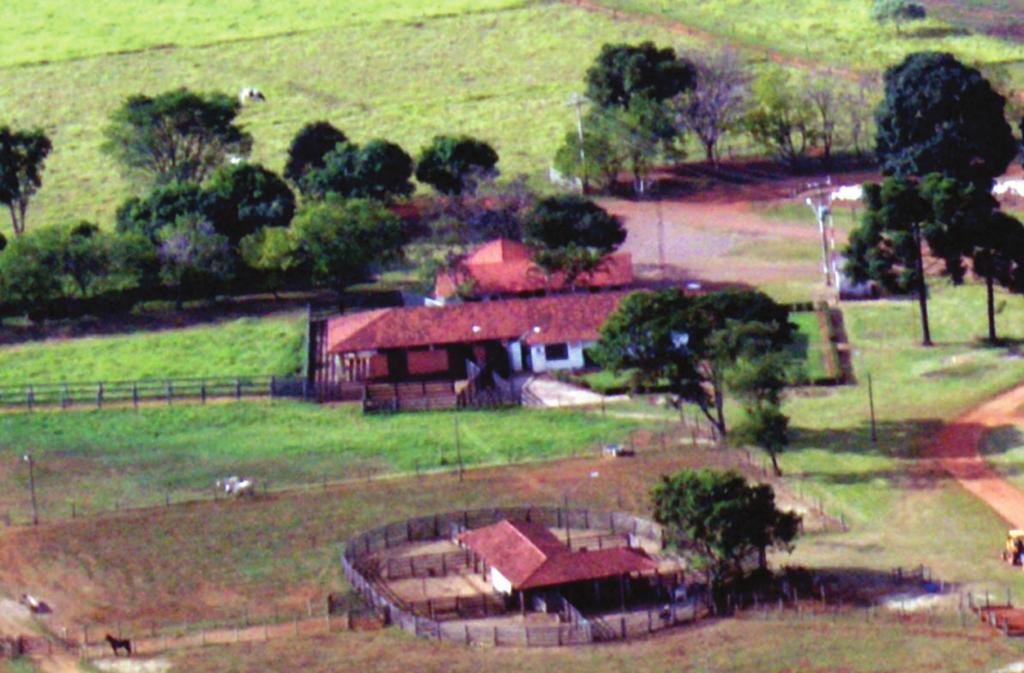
[236,378,242,400]
[62,384,70,409]
[132,382,139,410]
[27,385,33,411]
[269,376,277,399]
[96,382,104,409]
[166,380,173,405]
[201,379,207,404]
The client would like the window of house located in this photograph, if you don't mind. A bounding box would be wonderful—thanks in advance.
[544,343,570,361]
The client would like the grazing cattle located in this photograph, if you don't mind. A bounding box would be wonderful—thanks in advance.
[105,634,131,657]
[238,87,266,104]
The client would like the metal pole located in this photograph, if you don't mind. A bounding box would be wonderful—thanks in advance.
[24,454,38,526]
[867,372,877,443]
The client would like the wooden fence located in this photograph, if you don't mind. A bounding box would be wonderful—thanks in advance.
[340,506,676,647]
[0,375,311,411]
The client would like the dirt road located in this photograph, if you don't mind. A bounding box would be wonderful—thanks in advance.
[927,384,1024,528]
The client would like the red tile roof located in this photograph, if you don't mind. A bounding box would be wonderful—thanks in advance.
[326,291,629,354]
[435,239,633,299]
[458,519,656,591]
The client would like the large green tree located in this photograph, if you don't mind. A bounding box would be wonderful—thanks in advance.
[727,353,792,476]
[875,52,1016,188]
[415,135,498,196]
[291,197,407,292]
[284,121,348,187]
[102,88,252,185]
[744,68,817,170]
[585,42,696,109]
[845,177,935,345]
[116,181,217,242]
[652,469,800,599]
[0,127,52,235]
[591,288,793,437]
[968,210,1024,342]
[302,139,414,201]
[0,223,153,318]
[205,163,296,243]
[524,195,625,283]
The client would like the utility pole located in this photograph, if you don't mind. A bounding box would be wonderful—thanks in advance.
[568,92,587,193]
[23,454,38,526]
[805,179,835,288]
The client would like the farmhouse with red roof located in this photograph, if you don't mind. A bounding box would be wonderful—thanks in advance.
[323,291,628,384]
[433,238,633,302]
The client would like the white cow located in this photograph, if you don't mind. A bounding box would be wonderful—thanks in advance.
[238,87,266,105]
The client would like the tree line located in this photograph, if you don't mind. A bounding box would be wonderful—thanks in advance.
[0,88,629,319]
[846,51,1024,345]
[553,42,881,193]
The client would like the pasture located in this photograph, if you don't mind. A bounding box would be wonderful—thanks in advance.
[2,3,689,231]
[0,402,646,520]
[586,0,1024,71]
[0,313,304,386]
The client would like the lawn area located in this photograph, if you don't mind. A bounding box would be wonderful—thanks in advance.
[788,310,829,382]
[4,3,692,231]
[0,312,305,385]
[589,0,1024,73]
[0,402,646,520]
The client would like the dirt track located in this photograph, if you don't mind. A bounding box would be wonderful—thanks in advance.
[928,384,1024,528]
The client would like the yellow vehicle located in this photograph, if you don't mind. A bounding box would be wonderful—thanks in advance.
[1003,530,1024,565]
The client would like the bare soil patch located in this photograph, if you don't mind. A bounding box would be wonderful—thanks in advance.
[926,384,1024,527]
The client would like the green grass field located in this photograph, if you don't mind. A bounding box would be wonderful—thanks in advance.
[772,282,1024,595]
[1,0,529,67]
[4,3,691,232]
[590,0,1024,72]
[0,312,304,385]
[0,402,644,520]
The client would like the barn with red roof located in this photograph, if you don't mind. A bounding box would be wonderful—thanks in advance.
[457,519,657,613]
[433,238,633,302]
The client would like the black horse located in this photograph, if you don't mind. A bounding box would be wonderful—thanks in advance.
[105,634,132,657]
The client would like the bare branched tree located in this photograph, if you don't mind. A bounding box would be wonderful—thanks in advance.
[803,70,841,166]
[673,49,750,164]
[840,73,881,158]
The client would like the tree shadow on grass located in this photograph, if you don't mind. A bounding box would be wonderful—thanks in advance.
[906,26,971,39]
[785,418,1024,488]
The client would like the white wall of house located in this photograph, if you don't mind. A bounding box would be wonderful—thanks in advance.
[508,340,592,373]
[489,566,513,595]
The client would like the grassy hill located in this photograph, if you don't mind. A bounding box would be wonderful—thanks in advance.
[4,3,689,231]
[6,0,1024,235]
